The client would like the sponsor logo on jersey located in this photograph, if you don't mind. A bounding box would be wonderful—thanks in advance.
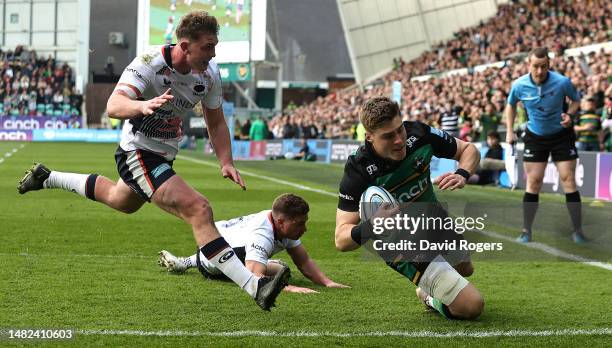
[251,243,268,254]
[162,78,171,86]
[406,135,418,148]
[193,83,206,96]
[396,177,429,202]
[430,127,445,138]
[151,163,172,178]
[125,68,144,80]
[156,66,172,76]
[366,164,378,175]
[338,192,354,201]
[218,250,235,263]
[172,97,194,109]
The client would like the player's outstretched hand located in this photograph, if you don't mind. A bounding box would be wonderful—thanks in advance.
[141,88,173,116]
[560,113,572,128]
[324,281,350,289]
[221,164,246,190]
[434,172,466,191]
[284,285,319,294]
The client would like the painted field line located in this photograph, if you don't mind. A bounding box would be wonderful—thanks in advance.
[74,328,611,338]
[177,154,612,272]
[476,230,612,271]
[1,145,24,164]
[0,252,150,259]
[176,154,336,197]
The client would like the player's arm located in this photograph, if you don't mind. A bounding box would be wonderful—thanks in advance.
[561,77,581,128]
[561,99,581,128]
[426,124,479,190]
[203,105,246,189]
[334,209,362,252]
[287,244,349,288]
[504,103,517,144]
[434,138,480,190]
[107,86,173,119]
[505,81,521,144]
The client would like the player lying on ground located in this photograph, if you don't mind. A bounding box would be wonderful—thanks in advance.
[16,11,288,311]
[335,97,484,320]
[159,193,349,294]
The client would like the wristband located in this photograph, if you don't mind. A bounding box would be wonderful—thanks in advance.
[350,219,374,245]
[454,168,470,181]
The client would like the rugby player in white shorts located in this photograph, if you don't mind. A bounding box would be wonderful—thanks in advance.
[17,11,288,311]
[159,193,349,294]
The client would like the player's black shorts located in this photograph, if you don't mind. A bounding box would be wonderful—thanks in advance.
[522,127,578,163]
[115,146,176,202]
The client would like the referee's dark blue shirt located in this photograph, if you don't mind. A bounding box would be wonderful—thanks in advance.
[507,70,579,135]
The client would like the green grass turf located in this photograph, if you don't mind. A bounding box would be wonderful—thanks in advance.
[1,142,610,347]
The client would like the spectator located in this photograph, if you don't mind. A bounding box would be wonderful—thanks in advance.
[574,96,602,151]
[249,116,268,141]
[240,118,251,140]
[469,131,505,185]
[601,95,612,152]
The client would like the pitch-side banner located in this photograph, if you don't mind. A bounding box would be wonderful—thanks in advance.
[515,150,598,198]
[0,129,33,141]
[0,116,82,130]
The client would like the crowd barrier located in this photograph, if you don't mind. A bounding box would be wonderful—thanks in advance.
[1,132,610,201]
[230,139,612,201]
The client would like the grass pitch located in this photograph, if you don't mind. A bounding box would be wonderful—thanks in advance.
[1,142,610,347]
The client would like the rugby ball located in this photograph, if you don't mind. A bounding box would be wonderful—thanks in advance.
[359,186,399,221]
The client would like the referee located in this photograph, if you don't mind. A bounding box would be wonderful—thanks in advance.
[504,47,586,244]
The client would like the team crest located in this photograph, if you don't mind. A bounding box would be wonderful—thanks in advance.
[414,157,425,172]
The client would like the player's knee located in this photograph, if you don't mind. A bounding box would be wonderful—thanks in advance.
[183,196,214,222]
[526,178,543,192]
[559,173,575,187]
[456,262,474,277]
[451,288,484,320]
[461,294,484,320]
[118,205,140,214]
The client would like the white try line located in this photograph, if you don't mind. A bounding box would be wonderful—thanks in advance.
[76,328,611,338]
[177,154,612,272]
[176,155,337,197]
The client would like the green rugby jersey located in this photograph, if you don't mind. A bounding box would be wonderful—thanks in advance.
[337,121,457,212]
[576,112,601,144]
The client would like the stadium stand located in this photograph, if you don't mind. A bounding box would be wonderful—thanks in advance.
[0,45,82,123]
[258,0,611,146]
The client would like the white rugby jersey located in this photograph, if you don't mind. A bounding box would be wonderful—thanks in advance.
[199,210,301,272]
[117,45,223,160]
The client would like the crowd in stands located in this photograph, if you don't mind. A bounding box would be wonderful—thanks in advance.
[236,0,612,151]
[396,0,610,76]
[0,45,82,119]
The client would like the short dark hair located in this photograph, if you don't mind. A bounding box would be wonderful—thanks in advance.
[175,11,219,41]
[272,193,309,218]
[487,131,500,140]
[529,47,549,60]
[360,97,400,132]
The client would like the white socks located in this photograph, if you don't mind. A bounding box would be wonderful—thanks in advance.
[201,241,260,298]
[43,171,88,197]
